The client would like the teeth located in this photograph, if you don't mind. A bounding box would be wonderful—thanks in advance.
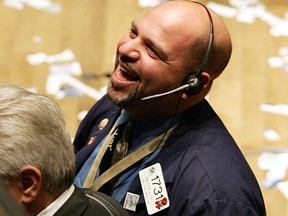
[120,67,127,73]
[119,66,139,80]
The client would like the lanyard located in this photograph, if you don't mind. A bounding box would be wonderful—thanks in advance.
[83,117,121,188]
[83,120,176,191]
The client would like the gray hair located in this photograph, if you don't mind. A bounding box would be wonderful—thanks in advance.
[0,85,75,194]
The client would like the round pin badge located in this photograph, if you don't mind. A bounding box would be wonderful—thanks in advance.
[98,118,109,130]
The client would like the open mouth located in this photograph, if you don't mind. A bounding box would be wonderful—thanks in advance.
[118,66,140,82]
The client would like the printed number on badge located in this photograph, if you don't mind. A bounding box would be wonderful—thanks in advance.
[139,163,169,215]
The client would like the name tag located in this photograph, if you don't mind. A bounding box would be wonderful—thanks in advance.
[139,163,170,215]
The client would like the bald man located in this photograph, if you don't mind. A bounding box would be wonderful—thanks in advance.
[74,1,266,215]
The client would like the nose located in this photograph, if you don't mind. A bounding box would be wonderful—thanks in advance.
[118,37,140,63]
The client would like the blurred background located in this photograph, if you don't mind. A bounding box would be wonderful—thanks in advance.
[0,0,288,215]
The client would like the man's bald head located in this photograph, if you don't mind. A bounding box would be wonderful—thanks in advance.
[150,0,232,80]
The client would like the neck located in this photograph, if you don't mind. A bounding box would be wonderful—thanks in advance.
[26,190,63,216]
[125,96,181,122]
[126,94,204,122]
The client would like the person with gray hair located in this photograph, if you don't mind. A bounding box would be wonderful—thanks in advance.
[0,84,128,216]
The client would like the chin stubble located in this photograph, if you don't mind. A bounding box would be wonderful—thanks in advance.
[107,82,138,108]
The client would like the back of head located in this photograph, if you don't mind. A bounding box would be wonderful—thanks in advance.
[200,1,232,80]
[157,0,232,80]
[0,85,75,194]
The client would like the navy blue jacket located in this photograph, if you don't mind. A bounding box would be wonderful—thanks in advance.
[74,95,266,216]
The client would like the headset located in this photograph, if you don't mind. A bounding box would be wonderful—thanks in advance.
[141,1,214,101]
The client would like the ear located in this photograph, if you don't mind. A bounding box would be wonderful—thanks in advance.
[181,71,212,100]
[19,165,42,205]
[200,71,211,88]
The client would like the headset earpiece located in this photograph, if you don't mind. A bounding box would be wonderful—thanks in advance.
[182,1,213,96]
[183,73,203,95]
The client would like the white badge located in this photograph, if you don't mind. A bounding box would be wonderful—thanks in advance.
[123,192,140,212]
[139,163,170,215]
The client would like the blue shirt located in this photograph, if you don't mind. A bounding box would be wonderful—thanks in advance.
[75,110,182,202]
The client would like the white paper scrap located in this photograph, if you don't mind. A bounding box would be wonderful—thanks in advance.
[26,52,48,65]
[260,103,288,116]
[258,151,288,171]
[32,36,43,44]
[4,0,24,10]
[207,2,237,18]
[138,0,165,8]
[77,110,88,121]
[236,12,255,23]
[268,57,285,68]
[46,49,75,64]
[49,61,82,76]
[4,0,61,13]
[260,168,286,188]
[277,181,288,199]
[26,49,75,65]
[46,73,105,100]
[262,129,280,141]
[24,0,51,9]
